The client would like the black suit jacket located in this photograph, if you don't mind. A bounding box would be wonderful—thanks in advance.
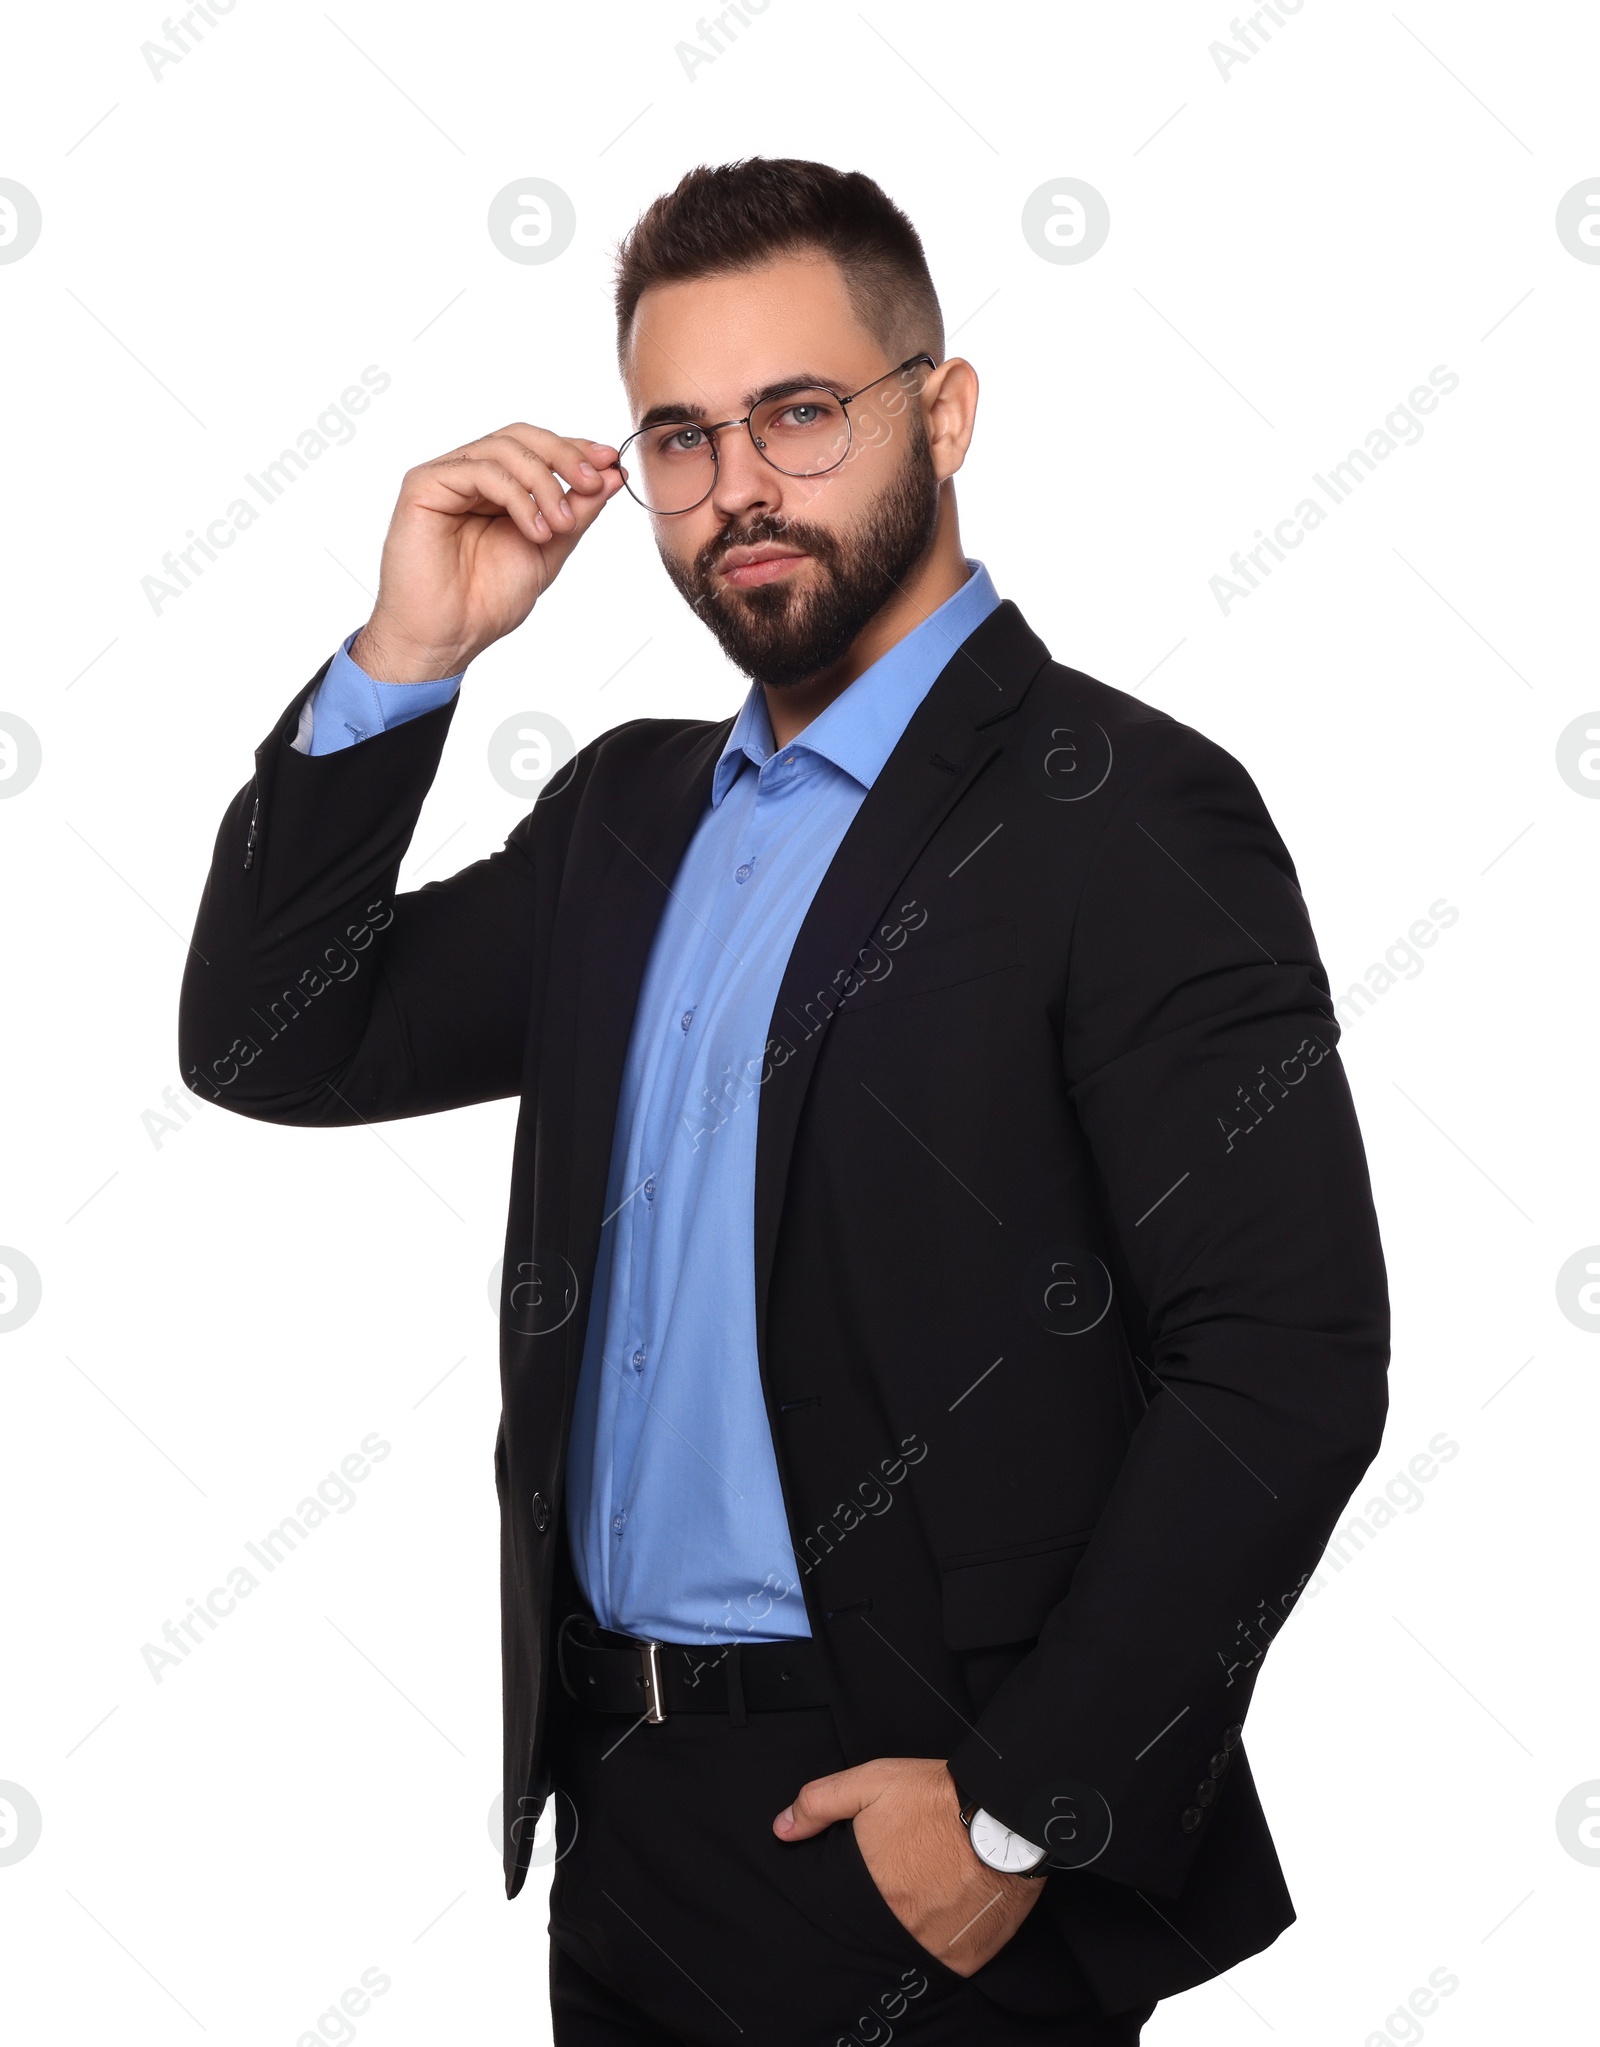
[179,601,1388,2011]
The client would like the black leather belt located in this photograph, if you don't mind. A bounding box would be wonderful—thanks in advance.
[556,1612,832,1720]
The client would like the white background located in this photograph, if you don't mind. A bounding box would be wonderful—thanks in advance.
[2,1,1597,2041]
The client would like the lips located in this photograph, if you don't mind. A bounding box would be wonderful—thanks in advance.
[718,544,808,588]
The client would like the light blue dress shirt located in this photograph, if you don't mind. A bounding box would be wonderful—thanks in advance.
[289,630,463,754]
[297,565,1002,1646]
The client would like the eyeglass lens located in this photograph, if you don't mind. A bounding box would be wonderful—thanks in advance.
[626,387,853,514]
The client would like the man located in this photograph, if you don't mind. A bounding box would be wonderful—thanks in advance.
[180,159,1389,2043]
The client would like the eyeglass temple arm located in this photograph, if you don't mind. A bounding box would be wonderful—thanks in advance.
[841,353,938,407]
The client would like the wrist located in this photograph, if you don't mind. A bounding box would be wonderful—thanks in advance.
[348,623,470,686]
[948,1769,1049,1879]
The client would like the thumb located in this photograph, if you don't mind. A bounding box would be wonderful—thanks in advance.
[534,463,626,578]
[774,1765,872,1842]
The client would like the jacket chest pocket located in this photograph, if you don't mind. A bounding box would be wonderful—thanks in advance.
[835,917,1020,1017]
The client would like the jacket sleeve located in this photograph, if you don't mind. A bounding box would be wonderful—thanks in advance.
[178,661,564,1126]
[945,720,1390,1899]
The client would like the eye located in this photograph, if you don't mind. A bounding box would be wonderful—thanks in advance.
[654,424,708,455]
[772,398,838,429]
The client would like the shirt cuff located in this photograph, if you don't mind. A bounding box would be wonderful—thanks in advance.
[292,631,464,755]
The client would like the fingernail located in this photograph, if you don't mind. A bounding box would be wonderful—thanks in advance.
[775,1806,794,1834]
[578,460,598,480]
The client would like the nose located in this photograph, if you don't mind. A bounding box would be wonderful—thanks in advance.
[709,423,781,523]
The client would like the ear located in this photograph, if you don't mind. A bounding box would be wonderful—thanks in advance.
[922,358,979,483]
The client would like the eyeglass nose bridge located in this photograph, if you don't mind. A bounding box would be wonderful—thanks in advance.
[709,415,798,502]
[724,407,839,477]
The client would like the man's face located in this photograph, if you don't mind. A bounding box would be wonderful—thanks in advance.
[622,253,941,690]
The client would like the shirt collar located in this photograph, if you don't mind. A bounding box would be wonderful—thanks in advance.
[710,559,1001,808]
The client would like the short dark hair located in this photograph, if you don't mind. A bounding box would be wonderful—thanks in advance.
[613,158,943,369]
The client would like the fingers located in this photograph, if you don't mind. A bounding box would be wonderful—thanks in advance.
[563,461,627,535]
[514,459,625,571]
[414,456,549,547]
[414,451,623,554]
[482,435,588,536]
[469,424,617,486]
[419,426,621,542]
[459,444,571,540]
[476,426,620,536]
[774,1765,873,1840]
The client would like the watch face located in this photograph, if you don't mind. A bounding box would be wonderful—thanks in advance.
[969,1807,1047,1874]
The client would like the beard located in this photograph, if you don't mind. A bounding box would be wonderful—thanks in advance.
[658,421,942,691]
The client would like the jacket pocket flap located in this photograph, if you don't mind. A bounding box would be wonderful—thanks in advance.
[940,1535,1090,1650]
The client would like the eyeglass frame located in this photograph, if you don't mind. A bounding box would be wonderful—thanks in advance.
[615,352,938,515]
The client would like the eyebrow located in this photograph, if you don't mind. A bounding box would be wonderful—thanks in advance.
[634,372,844,434]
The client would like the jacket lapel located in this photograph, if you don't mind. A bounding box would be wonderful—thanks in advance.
[751,599,1053,1363]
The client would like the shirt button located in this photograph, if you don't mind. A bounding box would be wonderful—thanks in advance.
[611,1512,627,1534]
[643,1176,656,1204]
[631,1347,647,1373]
[734,862,753,884]
[679,1009,695,1033]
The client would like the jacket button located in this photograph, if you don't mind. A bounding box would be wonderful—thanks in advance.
[1223,1723,1242,1749]
[530,1492,551,1534]
[1181,1806,1204,1833]
[1209,1751,1230,1779]
[1196,1780,1217,1808]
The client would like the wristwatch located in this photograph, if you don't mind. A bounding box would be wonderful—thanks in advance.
[952,1779,1050,1878]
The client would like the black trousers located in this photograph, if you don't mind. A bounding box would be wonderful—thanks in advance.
[544,1680,1156,2046]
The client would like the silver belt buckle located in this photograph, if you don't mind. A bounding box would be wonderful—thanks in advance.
[638,1638,666,1723]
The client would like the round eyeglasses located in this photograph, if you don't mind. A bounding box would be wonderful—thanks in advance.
[616,354,936,516]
